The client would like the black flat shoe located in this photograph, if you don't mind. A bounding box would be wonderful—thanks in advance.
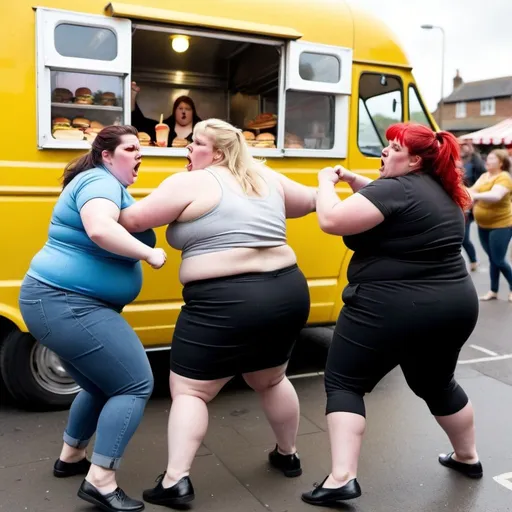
[268,444,302,477]
[438,452,483,479]
[142,472,195,507]
[77,479,144,512]
[301,476,361,506]
[53,457,91,478]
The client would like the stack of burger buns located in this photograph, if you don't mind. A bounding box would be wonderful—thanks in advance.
[51,117,106,142]
[285,132,304,149]
[74,87,95,105]
[51,87,118,106]
[243,130,276,149]
[52,117,84,141]
[242,131,256,146]
[246,113,277,130]
[171,138,189,148]
[51,88,73,103]
[138,132,152,146]
[84,121,105,143]
[254,133,276,149]
[99,92,117,106]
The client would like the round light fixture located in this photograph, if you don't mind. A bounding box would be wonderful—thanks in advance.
[171,35,189,53]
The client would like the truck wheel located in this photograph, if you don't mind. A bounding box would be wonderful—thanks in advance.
[0,330,80,410]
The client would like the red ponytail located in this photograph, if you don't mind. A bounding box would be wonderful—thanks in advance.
[385,122,471,210]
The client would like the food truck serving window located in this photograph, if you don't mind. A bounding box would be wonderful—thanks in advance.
[36,8,352,158]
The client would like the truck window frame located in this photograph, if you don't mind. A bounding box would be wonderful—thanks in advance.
[357,71,404,158]
[36,8,352,158]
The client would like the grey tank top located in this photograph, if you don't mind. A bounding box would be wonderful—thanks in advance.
[166,168,287,259]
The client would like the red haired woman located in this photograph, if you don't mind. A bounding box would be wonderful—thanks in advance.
[302,123,482,507]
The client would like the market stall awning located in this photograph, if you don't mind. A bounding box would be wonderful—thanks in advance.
[460,118,512,145]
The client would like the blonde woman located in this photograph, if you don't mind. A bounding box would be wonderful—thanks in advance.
[119,119,316,507]
[469,149,512,302]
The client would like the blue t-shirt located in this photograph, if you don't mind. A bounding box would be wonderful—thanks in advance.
[28,167,156,306]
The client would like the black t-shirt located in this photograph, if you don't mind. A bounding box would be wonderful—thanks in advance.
[344,172,467,284]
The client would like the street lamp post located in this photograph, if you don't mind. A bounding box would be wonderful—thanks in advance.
[421,24,445,130]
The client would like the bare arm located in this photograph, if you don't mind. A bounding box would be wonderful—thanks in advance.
[81,198,153,260]
[119,172,193,232]
[316,180,384,236]
[343,169,373,193]
[471,184,509,203]
[273,171,317,218]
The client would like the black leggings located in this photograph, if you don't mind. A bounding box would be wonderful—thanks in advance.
[325,278,479,418]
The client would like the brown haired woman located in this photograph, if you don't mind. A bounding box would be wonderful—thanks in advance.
[131,82,202,146]
[468,149,512,302]
[18,125,167,512]
[302,123,482,507]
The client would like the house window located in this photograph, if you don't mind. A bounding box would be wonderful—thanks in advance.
[455,102,466,119]
[480,99,495,116]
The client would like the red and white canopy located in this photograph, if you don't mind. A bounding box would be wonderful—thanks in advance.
[460,118,512,145]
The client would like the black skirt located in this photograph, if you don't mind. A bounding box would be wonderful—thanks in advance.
[170,264,310,380]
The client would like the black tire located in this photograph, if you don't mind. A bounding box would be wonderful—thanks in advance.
[0,330,80,411]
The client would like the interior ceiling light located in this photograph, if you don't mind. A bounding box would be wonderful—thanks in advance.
[171,35,189,53]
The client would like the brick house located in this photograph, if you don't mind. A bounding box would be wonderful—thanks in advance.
[434,71,512,137]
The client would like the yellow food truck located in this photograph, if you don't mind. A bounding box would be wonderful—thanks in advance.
[0,0,436,409]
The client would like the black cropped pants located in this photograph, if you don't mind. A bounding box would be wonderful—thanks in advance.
[325,278,479,418]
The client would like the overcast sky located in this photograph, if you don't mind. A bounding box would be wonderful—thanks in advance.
[354,0,512,111]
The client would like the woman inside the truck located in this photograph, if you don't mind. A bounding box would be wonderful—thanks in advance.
[130,82,202,147]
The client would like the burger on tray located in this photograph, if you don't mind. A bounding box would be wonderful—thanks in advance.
[74,87,94,105]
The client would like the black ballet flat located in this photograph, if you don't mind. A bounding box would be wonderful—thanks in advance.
[438,452,483,479]
[77,479,145,511]
[53,457,91,478]
[301,476,361,506]
[142,472,195,507]
[268,445,303,477]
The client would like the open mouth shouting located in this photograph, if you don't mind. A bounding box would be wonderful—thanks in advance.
[186,147,193,171]
[133,161,141,177]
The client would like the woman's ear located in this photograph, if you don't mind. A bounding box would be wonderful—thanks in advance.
[409,155,422,169]
[101,150,113,166]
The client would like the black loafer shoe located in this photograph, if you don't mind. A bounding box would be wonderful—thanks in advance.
[77,479,144,512]
[268,445,302,477]
[301,476,361,506]
[142,472,195,507]
[53,457,91,478]
[438,452,483,479]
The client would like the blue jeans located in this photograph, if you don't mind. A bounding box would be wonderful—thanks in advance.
[478,227,512,293]
[462,216,477,264]
[19,276,154,470]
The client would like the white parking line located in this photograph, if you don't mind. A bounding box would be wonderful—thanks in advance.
[469,344,498,357]
[458,354,512,365]
[493,472,512,491]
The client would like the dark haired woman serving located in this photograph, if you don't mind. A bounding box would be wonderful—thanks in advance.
[18,125,167,512]
[302,123,482,507]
